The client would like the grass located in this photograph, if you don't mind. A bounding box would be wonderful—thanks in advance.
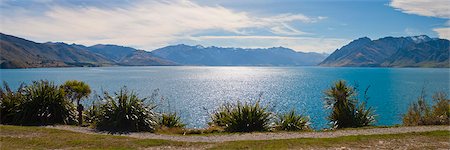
[211,131,450,150]
[1,125,449,149]
[155,126,224,135]
[0,125,202,150]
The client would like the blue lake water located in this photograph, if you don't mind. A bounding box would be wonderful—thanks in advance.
[1,66,449,129]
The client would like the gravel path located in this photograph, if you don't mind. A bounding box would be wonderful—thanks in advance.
[47,125,450,143]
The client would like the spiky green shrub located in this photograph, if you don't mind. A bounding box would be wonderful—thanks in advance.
[210,101,273,132]
[0,80,77,125]
[21,80,77,125]
[84,101,100,126]
[403,92,450,126]
[324,80,375,129]
[0,82,26,124]
[91,88,158,133]
[159,113,185,128]
[275,110,310,131]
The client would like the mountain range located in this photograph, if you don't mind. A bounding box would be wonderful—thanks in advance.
[1,33,448,69]
[0,33,326,68]
[0,33,174,68]
[152,44,327,66]
[320,35,449,67]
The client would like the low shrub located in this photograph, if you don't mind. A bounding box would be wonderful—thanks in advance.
[323,80,375,129]
[210,101,273,132]
[159,113,185,128]
[0,82,26,124]
[84,101,100,126]
[275,110,310,131]
[403,91,450,126]
[0,80,77,125]
[90,87,158,133]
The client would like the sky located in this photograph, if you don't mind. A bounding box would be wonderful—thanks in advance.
[0,0,449,53]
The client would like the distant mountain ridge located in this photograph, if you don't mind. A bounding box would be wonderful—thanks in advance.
[2,33,447,69]
[0,33,327,68]
[152,44,327,66]
[86,44,175,66]
[0,34,113,68]
[0,33,175,68]
[319,35,449,67]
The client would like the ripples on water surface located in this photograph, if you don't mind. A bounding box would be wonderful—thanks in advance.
[1,66,449,129]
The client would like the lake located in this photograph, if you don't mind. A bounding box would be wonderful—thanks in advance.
[1,66,448,129]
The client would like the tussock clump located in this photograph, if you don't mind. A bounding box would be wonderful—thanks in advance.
[90,87,158,133]
[210,101,273,132]
[0,80,77,125]
[159,112,186,128]
[324,80,375,129]
[275,110,310,131]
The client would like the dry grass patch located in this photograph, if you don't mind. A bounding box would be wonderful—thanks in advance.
[0,125,204,150]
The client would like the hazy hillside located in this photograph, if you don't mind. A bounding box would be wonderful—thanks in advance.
[0,33,175,68]
[152,44,327,66]
[3,33,446,69]
[319,35,449,67]
[0,33,113,68]
[87,44,175,66]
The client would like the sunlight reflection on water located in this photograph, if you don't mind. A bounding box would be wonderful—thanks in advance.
[1,66,448,129]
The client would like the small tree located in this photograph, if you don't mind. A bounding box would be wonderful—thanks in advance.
[61,80,91,126]
[324,80,375,129]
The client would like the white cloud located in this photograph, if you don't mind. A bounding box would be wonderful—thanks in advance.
[390,0,450,18]
[0,0,331,50]
[269,23,309,35]
[404,27,423,36]
[183,36,350,53]
[390,0,450,39]
[433,28,450,40]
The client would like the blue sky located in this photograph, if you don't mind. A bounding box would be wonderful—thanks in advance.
[1,0,449,53]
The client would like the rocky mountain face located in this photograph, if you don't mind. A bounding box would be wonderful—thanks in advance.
[319,35,449,67]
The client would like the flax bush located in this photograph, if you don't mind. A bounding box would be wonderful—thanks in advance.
[324,80,375,129]
[0,80,77,125]
[159,112,185,128]
[210,101,273,132]
[275,109,310,131]
[90,87,158,133]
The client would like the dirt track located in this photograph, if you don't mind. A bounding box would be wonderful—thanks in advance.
[48,125,450,143]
